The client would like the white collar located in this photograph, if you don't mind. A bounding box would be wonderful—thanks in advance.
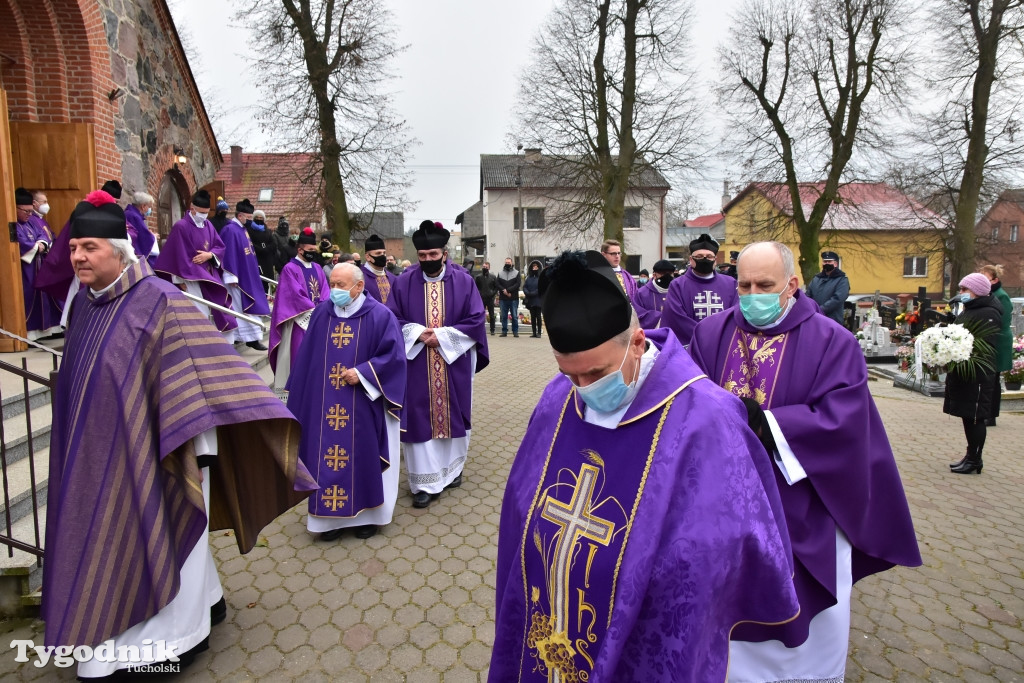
[295,256,313,269]
[89,263,133,296]
[693,270,714,280]
[334,292,367,318]
[365,263,385,276]
[652,280,669,294]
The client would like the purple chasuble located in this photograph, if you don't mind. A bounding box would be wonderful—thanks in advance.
[632,280,668,330]
[34,220,73,304]
[16,217,62,331]
[220,219,271,315]
[689,291,921,646]
[361,263,397,304]
[385,263,489,443]
[124,204,157,265]
[269,259,329,373]
[286,296,406,519]
[43,261,316,648]
[661,269,738,346]
[491,330,798,682]
[153,216,237,331]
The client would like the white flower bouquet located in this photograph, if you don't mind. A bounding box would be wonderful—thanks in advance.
[917,324,974,369]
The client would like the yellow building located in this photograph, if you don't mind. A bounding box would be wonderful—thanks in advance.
[721,182,947,297]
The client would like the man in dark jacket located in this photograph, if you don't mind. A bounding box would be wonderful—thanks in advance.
[523,259,543,337]
[806,251,850,325]
[496,257,521,337]
[247,210,278,291]
[475,261,499,335]
[210,198,231,233]
[273,217,297,276]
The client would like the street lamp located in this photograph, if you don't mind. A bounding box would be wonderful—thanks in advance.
[515,144,525,269]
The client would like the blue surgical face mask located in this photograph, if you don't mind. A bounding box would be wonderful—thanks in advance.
[330,287,353,308]
[145,207,152,218]
[740,288,786,327]
[573,344,638,413]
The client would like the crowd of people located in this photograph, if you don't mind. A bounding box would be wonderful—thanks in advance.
[19,178,1012,680]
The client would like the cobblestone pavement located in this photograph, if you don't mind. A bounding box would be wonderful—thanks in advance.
[2,332,1023,681]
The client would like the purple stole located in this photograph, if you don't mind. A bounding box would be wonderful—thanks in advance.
[304,315,387,518]
[718,328,791,407]
[362,264,395,304]
[516,397,663,681]
[424,279,450,438]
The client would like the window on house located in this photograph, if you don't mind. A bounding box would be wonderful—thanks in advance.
[258,188,273,202]
[623,207,641,230]
[514,207,545,231]
[903,256,928,277]
[1013,224,1019,243]
[993,226,1000,241]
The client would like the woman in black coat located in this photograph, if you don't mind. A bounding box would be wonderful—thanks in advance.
[944,273,1003,474]
[523,260,544,338]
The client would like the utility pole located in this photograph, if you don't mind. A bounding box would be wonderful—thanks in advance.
[516,144,525,269]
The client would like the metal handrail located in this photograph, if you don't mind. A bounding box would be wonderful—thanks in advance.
[0,327,62,357]
[260,275,279,287]
[181,292,269,332]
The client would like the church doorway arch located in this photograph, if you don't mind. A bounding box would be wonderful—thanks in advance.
[157,170,189,239]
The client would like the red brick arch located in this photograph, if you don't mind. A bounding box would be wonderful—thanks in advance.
[0,0,35,119]
[16,0,69,121]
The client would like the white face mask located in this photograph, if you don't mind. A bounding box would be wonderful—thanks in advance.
[193,211,208,225]
[37,203,50,216]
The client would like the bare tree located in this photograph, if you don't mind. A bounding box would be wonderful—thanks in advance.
[718,0,910,283]
[892,1,1024,295]
[239,0,415,248]
[511,0,704,246]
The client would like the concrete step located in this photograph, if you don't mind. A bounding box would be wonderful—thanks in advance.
[1,385,52,422]
[0,503,45,614]
[0,446,49,524]
[0,402,54,468]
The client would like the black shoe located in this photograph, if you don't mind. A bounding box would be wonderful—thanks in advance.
[320,528,346,541]
[513,332,519,338]
[950,457,983,474]
[354,525,378,539]
[246,341,268,351]
[500,332,508,337]
[445,474,462,490]
[949,453,969,469]
[489,329,495,335]
[412,491,432,508]
[210,597,227,626]
[986,418,996,427]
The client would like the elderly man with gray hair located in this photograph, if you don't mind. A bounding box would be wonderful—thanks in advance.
[46,191,317,679]
[125,190,158,265]
[285,262,407,541]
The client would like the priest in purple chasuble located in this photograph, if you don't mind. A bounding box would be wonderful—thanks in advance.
[361,233,397,304]
[385,220,489,509]
[286,263,406,540]
[688,241,921,682]
[124,191,158,265]
[153,188,238,334]
[14,187,62,339]
[490,250,799,683]
[599,238,638,301]
[632,258,675,330]
[270,228,329,391]
[220,198,271,348]
[43,200,317,679]
[661,233,738,346]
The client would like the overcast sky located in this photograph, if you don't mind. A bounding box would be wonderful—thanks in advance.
[170,0,740,228]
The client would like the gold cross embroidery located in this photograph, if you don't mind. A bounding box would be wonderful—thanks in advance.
[324,445,349,471]
[326,404,350,430]
[329,363,348,389]
[377,274,391,303]
[331,322,354,348]
[321,485,348,512]
[309,278,321,302]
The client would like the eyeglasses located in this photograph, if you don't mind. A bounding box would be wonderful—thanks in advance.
[605,251,621,256]
[692,256,716,262]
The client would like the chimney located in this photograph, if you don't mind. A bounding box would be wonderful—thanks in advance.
[721,180,731,209]
[524,147,542,163]
[230,145,243,184]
